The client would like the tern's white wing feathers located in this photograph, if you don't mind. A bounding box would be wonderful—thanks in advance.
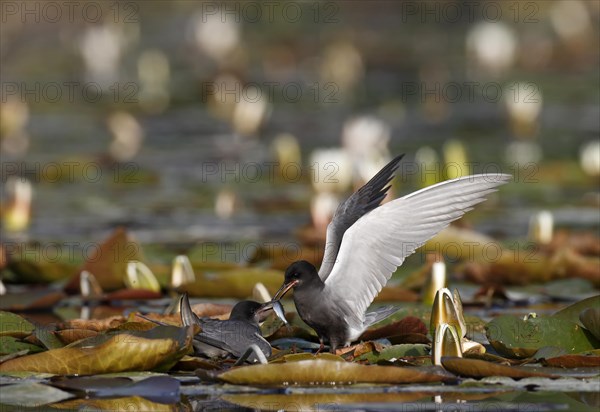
[323,174,511,335]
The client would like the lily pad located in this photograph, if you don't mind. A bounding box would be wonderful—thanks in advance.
[64,227,144,292]
[485,315,599,359]
[180,267,284,299]
[217,359,454,385]
[0,326,192,374]
[441,357,556,379]
[0,311,34,337]
[0,336,43,356]
[357,344,430,363]
[51,396,174,411]
[543,352,600,368]
[0,382,74,406]
[580,307,600,341]
[553,295,600,327]
[50,375,180,403]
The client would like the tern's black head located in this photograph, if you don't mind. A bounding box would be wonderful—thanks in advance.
[229,300,273,324]
[285,260,319,285]
[275,260,321,299]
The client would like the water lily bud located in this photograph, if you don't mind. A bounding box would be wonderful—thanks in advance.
[252,282,271,303]
[528,210,553,244]
[125,261,161,292]
[432,323,463,366]
[422,259,446,306]
[171,255,195,288]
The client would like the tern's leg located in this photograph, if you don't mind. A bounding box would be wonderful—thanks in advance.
[234,344,268,365]
[315,340,325,355]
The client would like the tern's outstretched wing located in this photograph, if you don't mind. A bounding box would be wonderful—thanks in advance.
[319,154,404,281]
[323,174,511,336]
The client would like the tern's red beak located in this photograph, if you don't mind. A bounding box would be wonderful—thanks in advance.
[274,279,299,300]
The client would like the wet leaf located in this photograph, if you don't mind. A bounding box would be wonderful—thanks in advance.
[359,316,428,342]
[180,267,284,298]
[0,311,34,337]
[0,290,66,311]
[441,357,557,379]
[269,352,345,363]
[50,375,180,403]
[357,344,430,363]
[543,353,600,368]
[485,315,600,359]
[0,336,43,356]
[553,295,600,327]
[217,359,454,385]
[7,259,78,284]
[34,326,64,350]
[65,227,144,292]
[53,328,99,345]
[51,396,174,411]
[222,392,429,412]
[57,315,126,332]
[174,355,221,371]
[0,326,192,374]
[580,307,600,341]
[0,382,74,406]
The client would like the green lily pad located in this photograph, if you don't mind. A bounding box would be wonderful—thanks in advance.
[553,295,600,327]
[485,315,600,359]
[0,336,43,356]
[0,311,34,338]
[357,344,430,363]
[579,308,600,341]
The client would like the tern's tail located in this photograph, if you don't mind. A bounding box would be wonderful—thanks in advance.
[364,305,401,328]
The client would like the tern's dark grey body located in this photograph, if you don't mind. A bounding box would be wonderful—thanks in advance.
[180,295,272,363]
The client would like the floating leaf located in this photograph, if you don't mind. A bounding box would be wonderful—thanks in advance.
[486,315,600,359]
[222,392,430,412]
[357,344,430,363]
[180,267,283,298]
[553,295,600,327]
[0,311,34,337]
[359,316,428,342]
[0,382,74,407]
[543,353,600,368]
[0,290,66,311]
[51,396,173,411]
[65,227,144,292]
[50,375,180,403]
[0,326,192,374]
[0,336,43,356]
[441,357,556,379]
[580,307,600,341]
[217,359,454,385]
[34,326,64,350]
[53,328,99,345]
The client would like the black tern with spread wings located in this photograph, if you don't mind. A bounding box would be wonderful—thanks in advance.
[275,155,511,352]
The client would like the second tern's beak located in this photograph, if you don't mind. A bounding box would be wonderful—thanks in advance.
[273,280,299,300]
[256,300,288,324]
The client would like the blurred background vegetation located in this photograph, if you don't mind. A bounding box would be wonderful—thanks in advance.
[1,0,599,247]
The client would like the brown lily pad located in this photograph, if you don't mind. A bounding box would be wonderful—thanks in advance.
[441,356,557,379]
[217,358,454,385]
[0,326,192,375]
[65,227,144,293]
[359,316,428,342]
